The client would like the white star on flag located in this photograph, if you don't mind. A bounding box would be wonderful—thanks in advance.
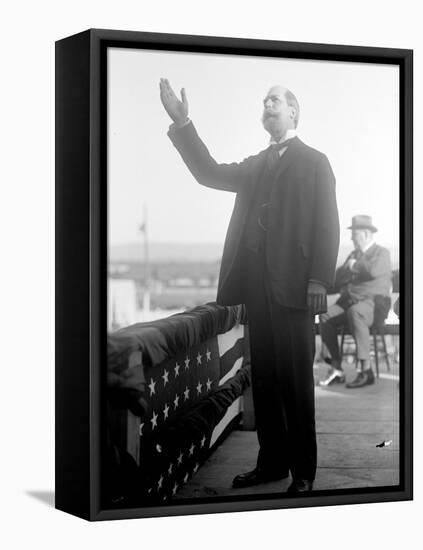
[172,483,178,496]
[206,378,212,391]
[200,435,206,448]
[151,411,158,430]
[173,394,180,409]
[162,369,169,386]
[174,362,180,377]
[189,443,195,456]
[168,462,173,475]
[196,352,202,365]
[163,403,169,420]
[177,451,183,465]
[196,381,202,395]
[148,378,156,396]
[184,356,190,370]
[206,349,211,361]
[157,475,164,490]
[139,423,144,436]
[184,472,189,483]
[193,463,199,473]
[183,386,190,401]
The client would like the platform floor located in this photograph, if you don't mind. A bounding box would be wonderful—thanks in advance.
[174,361,399,499]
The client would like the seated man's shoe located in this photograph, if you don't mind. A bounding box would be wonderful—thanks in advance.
[287,479,313,493]
[319,368,345,386]
[232,468,289,488]
[366,368,375,385]
[346,369,375,389]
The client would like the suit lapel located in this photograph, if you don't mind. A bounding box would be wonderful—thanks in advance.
[244,137,303,198]
[272,136,303,182]
[357,243,377,265]
[240,148,269,198]
[364,243,377,257]
[250,148,269,183]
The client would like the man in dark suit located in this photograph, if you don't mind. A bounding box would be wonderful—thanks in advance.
[319,215,392,388]
[159,79,339,492]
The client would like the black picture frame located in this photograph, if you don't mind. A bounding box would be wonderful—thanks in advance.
[55,28,413,521]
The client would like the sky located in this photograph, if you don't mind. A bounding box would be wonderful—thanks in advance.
[108,47,399,253]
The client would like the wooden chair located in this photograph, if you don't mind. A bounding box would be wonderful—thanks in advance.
[340,295,391,378]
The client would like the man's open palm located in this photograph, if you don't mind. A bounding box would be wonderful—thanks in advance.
[159,78,189,125]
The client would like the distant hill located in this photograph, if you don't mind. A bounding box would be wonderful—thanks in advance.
[109,242,224,262]
[110,241,399,268]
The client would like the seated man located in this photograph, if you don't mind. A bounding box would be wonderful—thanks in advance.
[319,215,392,388]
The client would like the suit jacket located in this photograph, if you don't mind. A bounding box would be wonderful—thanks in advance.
[335,243,392,304]
[168,122,340,309]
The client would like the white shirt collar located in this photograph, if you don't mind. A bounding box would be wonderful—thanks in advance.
[269,128,297,145]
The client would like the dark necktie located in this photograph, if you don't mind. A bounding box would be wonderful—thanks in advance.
[353,249,363,261]
[267,138,294,169]
[256,139,295,233]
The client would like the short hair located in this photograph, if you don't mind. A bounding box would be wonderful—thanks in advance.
[284,89,300,128]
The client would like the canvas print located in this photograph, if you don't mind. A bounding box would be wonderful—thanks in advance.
[105,47,400,508]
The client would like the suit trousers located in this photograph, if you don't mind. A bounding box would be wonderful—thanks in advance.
[244,245,317,481]
[320,299,374,362]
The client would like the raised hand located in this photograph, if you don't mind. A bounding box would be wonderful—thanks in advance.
[159,78,189,125]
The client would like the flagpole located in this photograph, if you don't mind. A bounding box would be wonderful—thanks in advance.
[140,205,150,319]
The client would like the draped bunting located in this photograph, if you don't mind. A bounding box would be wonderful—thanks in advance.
[105,302,250,507]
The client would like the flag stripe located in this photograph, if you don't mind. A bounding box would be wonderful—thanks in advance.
[217,323,244,356]
[210,397,242,446]
[219,337,245,380]
[219,356,243,387]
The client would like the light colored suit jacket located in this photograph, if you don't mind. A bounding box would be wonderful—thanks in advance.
[336,243,392,303]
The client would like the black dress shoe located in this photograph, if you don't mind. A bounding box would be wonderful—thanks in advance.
[232,468,289,488]
[346,369,375,389]
[287,479,313,493]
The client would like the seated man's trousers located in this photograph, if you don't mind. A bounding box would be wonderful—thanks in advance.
[320,299,375,361]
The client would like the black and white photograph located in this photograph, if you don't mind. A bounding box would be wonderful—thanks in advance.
[4,0,421,545]
[105,42,405,510]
